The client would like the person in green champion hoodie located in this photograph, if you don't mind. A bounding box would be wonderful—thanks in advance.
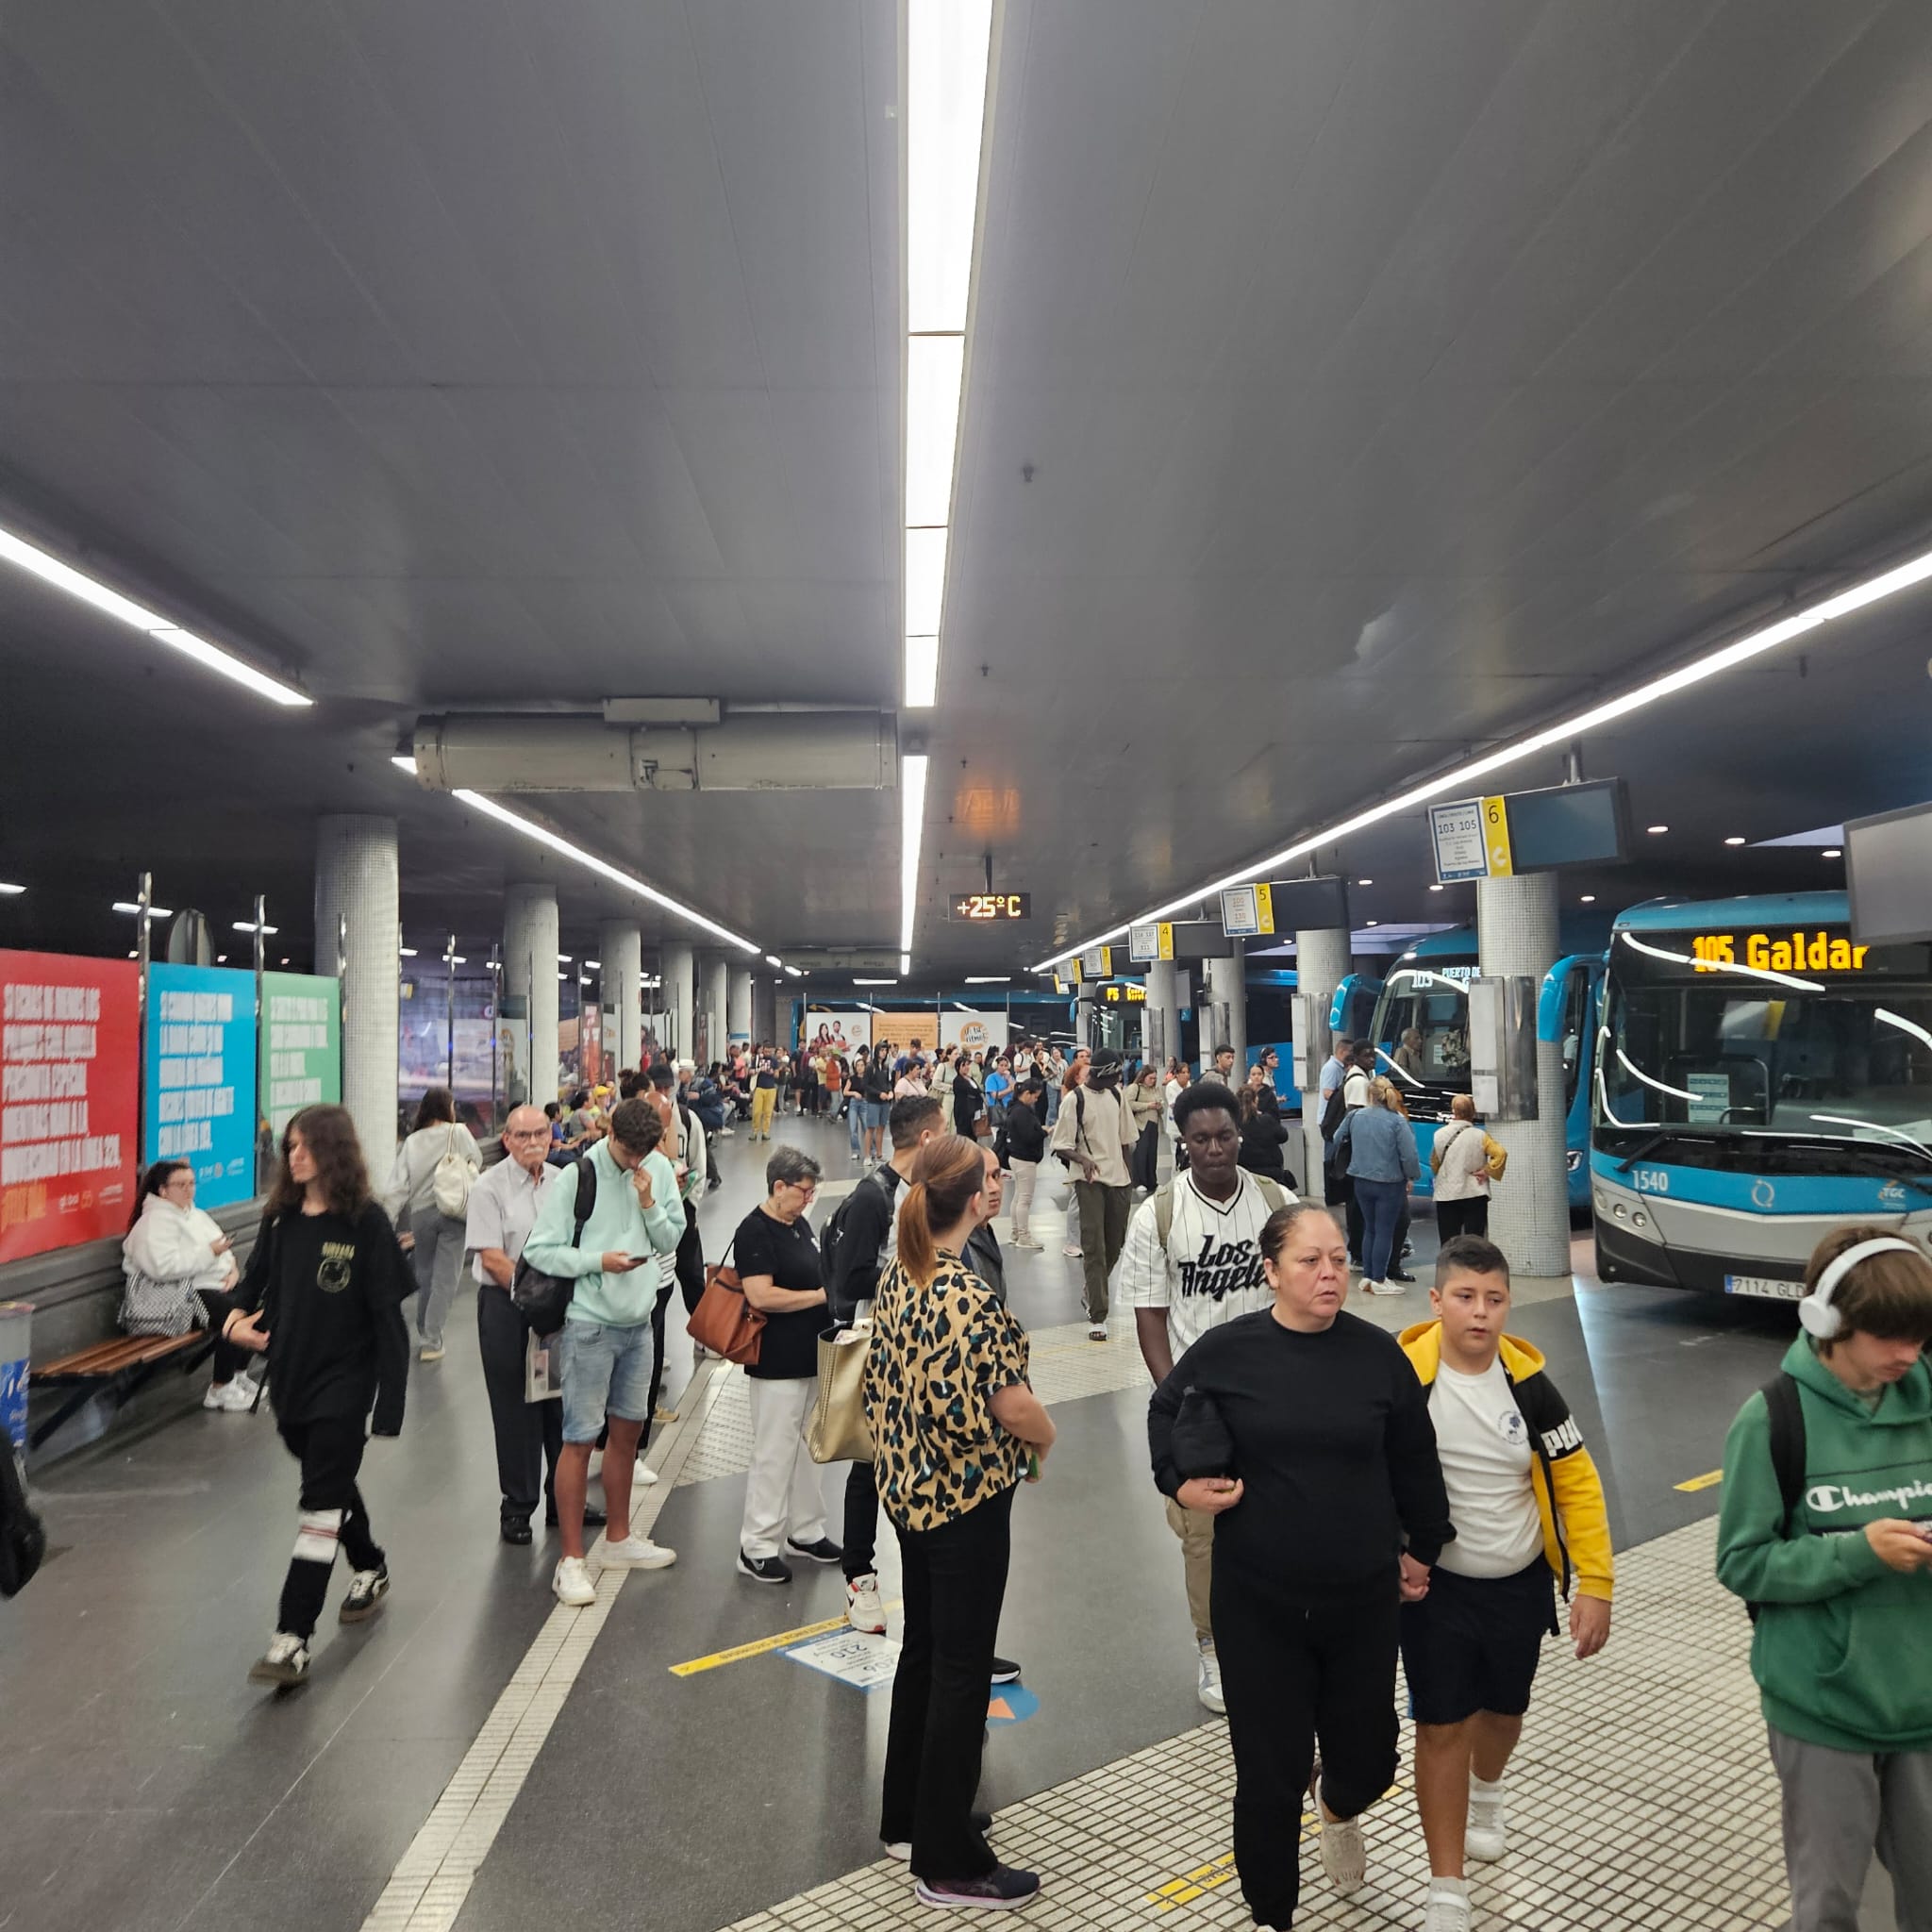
[1716,1224,1932,1932]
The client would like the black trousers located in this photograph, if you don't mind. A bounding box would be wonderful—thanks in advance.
[880,1483,1014,1881]
[477,1284,561,1525]
[675,1200,706,1317]
[842,1459,880,1583]
[1434,1195,1489,1243]
[645,1277,676,1444]
[1213,1562,1401,1930]
[276,1415,383,1639]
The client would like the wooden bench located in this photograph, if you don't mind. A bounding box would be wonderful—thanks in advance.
[29,1330,215,1449]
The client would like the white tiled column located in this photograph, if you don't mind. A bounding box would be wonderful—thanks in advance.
[728,965,753,1048]
[600,923,642,1072]
[701,955,729,1065]
[314,815,400,1171]
[1294,925,1351,1194]
[1208,942,1246,1071]
[662,941,694,1062]
[505,885,560,1106]
[1476,871,1570,1277]
[1144,958,1179,1070]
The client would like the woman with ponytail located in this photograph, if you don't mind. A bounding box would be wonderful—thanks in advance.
[864,1133,1056,1910]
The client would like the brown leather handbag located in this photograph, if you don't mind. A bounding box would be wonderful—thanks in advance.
[688,1241,765,1365]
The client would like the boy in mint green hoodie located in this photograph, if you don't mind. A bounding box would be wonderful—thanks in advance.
[1717,1225,1932,1932]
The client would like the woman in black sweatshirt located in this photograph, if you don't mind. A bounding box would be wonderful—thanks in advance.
[1148,1201,1452,1930]
[209,1104,411,1688]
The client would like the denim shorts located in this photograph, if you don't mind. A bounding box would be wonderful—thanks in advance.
[860,1098,891,1129]
[558,1318,657,1442]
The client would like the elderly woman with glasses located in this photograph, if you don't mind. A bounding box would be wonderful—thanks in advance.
[731,1144,843,1585]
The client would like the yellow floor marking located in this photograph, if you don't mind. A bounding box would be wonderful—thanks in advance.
[670,1600,904,1677]
[1675,1469,1724,1492]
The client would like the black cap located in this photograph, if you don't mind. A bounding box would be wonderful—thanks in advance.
[1091,1047,1124,1074]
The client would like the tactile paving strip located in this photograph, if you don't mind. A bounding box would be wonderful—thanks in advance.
[716,1515,1789,1931]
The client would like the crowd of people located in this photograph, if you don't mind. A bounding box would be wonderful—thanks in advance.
[102,1025,1932,1932]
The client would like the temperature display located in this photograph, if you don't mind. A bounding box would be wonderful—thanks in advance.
[951,892,1031,922]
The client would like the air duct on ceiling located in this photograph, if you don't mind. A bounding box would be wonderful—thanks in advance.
[409,709,898,794]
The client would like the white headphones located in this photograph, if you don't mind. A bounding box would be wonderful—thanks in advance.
[1798,1236,1926,1340]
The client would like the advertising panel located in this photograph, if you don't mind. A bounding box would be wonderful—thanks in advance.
[145,963,258,1210]
[941,1010,1009,1054]
[802,1012,873,1053]
[259,972,341,1139]
[0,952,140,1262]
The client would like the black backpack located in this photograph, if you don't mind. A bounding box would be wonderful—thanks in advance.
[1319,1083,1349,1145]
[1747,1371,1807,1624]
[0,1441,48,1599]
[821,1166,898,1291]
[510,1157,599,1335]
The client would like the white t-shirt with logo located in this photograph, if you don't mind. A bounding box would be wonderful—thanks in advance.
[1430,1357,1544,1578]
[1119,1171,1284,1358]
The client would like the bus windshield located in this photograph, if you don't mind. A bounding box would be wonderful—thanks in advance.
[1369,966,1473,1116]
[1596,930,1932,1167]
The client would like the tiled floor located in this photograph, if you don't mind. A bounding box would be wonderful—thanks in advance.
[717,1517,1789,1932]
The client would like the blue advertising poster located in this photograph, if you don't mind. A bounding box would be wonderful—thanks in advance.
[144,964,258,1209]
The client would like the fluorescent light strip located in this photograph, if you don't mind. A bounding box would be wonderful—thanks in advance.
[452,790,759,953]
[0,525,310,707]
[963,974,1009,984]
[0,882,24,895]
[854,977,898,987]
[905,527,948,637]
[907,335,965,526]
[906,637,939,709]
[1031,546,1932,968]
[900,754,929,961]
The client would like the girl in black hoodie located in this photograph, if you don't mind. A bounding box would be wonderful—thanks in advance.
[208,1104,410,1687]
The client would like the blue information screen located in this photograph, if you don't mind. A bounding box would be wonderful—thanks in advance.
[143,964,258,1209]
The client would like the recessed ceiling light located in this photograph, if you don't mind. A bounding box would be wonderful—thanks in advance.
[1822,848,1841,859]
[1365,919,1380,927]
[1724,836,1747,846]
[0,882,24,895]
[1031,535,1932,972]
[1646,824,1669,835]
[0,524,312,707]
[1357,878,1374,886]
[1580,894,1597,904]
[1427,884,1444,892]
[399,946,418,958]
[216,954,227,963]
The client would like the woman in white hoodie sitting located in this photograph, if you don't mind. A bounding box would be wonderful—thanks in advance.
[122,1160,254,1411]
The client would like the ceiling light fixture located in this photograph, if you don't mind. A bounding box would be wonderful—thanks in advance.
[901,752,929,965]
[1357,878,1374,886]
[784,965,804,978]
[0,525,311,707]
[963,974,1010,984]
[231,920,278,935]
[1822,848,1842,859]
[558,954,572,964]
[1031,536,1932,969]
[1647,824,1669,835]
[450,789,758,953]
[113,900,173,918]
[585,959,600,969]
[391,754,417,774]
[1724,836,1747,846]
[0,882,24,895]
[399,947,418,958]
[1426,884,1444,893]
[901,0,993,712]
[854,977,899,987]
[765,954,783,968]
[1579,895,1596,904]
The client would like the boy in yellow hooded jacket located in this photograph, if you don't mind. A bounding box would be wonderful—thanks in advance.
[1397,1235,1615,1932]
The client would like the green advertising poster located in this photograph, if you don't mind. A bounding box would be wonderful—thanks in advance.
[259,972,341,1139]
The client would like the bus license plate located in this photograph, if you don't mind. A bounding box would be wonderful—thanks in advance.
[1724,1274,1806,1302]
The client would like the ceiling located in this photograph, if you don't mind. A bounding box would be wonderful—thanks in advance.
[4,1,1932,990]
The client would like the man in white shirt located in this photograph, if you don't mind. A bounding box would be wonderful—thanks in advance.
[1122,1084,1292,1713]
[1319,1036,1353,1111]
[467,1107,602,1546]
[1050,1048,1142,1340]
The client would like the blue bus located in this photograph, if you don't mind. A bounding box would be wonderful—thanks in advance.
[1591,892,1932,1298]
[1246,968,1383,1111]
[1366,923,1606,1209]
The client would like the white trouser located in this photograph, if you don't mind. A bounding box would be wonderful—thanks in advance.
[741,1375,828,1559]
[1008,1158,1040,1240]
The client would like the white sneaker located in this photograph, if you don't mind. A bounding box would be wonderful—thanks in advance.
[1010,1234,1042,1250]
[585,1449,605,1480]
[633,1459,661,1487]
[1087,1321,1108,1341]
[229,1372,260,1402]
[847,1572,888,1634]
[1424,1879,1472,1931]
[1062,1243,1083,1257]
[597,1533,676,1570]
[1364,1279,1407,1296]
[204,1379,256,1412]
[1311,1762,1366,1894]
[552,1557,597,1607]
[248,1630,311,1684]
[1196,1636,1225,1714]
[1466,1782,1507,1861]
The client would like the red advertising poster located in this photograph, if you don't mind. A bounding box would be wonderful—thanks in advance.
[0,952,141,1262]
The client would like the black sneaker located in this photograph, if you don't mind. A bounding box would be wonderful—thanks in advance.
[544,1503,606,1529]
[339,1566,390,1624]
[991,1656,1022,1685]
[737,1550,793,1586]
[500,1516,533,1546]
[1387,1269,1417,1285]
[786,1535,844,1565]
[914,1865,1041,1909]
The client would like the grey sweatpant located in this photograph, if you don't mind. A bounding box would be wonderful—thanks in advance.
[1767,1724,1932,1931]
